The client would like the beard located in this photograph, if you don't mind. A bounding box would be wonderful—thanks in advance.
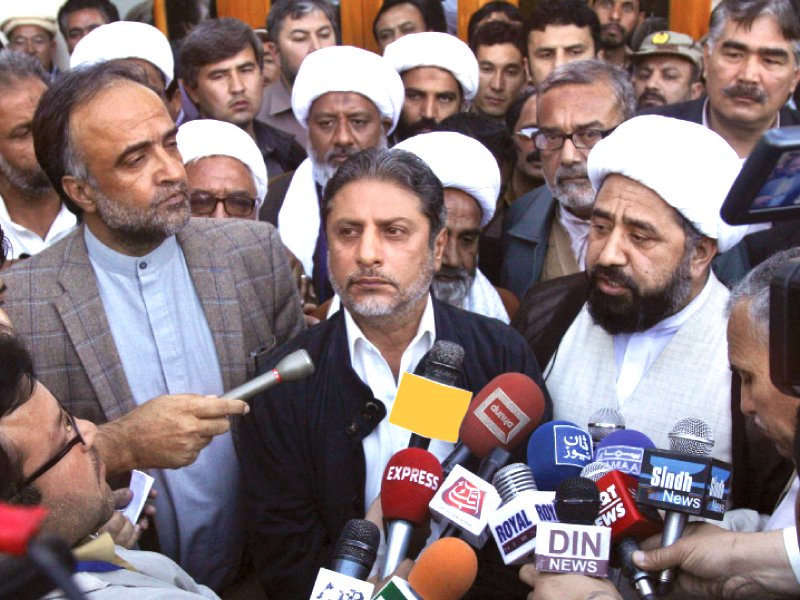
[587,248,694,334]
[309,132,389,188]
[0,153,52,198]
[432,265,474,307]
[330,254,435,319]
[92,180,190,252]
[600,23,630,50]
[394,116,438,142]
[544,163,594,217]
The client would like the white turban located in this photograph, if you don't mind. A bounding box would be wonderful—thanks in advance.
[394,132,500,227]
[70,22,174,87]
[177,119,268,209]
[383,32,479,103]
[291,46,405,134]
[587,115,746,252]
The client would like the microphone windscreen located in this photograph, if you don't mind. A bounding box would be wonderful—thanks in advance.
[416,341,465,386]
[381,448,443,525]
[408,537,478,600]
[527,420,593,491]
[595,429,656,476]
[460,373,546,458]
[555,476,601,525]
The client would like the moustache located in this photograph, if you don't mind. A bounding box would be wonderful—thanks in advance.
[590,264,639,294]
[554,163,588,185]
[436,265,471,281]
[154,182,189,207]
[526,149,542,163]
[347,268,399,288]
[639,90,666,106]
[721,82,767,104]
[407,117,438,136]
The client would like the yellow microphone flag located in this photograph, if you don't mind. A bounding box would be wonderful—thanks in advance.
[389,373,473,442]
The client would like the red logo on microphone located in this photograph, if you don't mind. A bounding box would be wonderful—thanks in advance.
[475,389,530,445]
[442,477,485,518]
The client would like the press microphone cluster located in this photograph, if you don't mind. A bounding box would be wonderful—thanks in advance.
[308,519,380,599]
[587,408,625,448]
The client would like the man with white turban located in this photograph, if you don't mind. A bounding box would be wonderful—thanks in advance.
[278,44,404,304]
[70,20,174,96]
[394,131,515,322]
[177,119,268,220]
[515,115,748,463]
[384,31,479,141]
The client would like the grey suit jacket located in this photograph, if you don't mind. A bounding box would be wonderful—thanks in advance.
[3,218,305,424]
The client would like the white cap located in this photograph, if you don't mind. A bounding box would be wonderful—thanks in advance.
[70,21,174,87]
[177,119,268,208]
[394,132,500,227]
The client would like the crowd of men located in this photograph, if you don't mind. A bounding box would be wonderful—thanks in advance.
[0,0,800,598]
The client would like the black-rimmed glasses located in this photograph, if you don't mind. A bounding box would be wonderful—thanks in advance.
[190,191,257,218]
[533,127,617,151]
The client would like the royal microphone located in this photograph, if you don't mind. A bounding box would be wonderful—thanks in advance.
[527,421,593,491]
[488,463,558,565]
[594,429,656,476]
[221,348,314,400]
[582,465,660,600]
[407,537,478,600]
[535,476,611,578]
[408,341,465,450]
[635,417,731,593]
[441,373,546,476]
[380,448,444,579]
[587,408,625,448]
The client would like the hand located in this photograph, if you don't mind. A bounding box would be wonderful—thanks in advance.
[633,524,800,599]
[519,565,622,600]
[96,394,249,474]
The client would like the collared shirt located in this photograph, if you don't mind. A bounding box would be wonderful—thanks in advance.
[0,198,77,260]
[556,205,590,269]
[85,228,241,591]
[257,77,308,147]
[613,274,713,405]
[343,294,454,571]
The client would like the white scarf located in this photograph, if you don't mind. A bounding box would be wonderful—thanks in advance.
[278,158,320,276]
[462,269,509,323]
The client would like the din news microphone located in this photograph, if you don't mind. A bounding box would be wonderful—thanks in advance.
[407,537,478,600]
[527,421,593,491]
[587,408,625,447]
[595,429,656,476]
[535,477,611,577]
[582,466,660,600]
[330,519,380,580]
[441,373,546,477]
[221,348,314,400]
[380,448,443,579]
[408,341,465,449]
[488,463,558,565]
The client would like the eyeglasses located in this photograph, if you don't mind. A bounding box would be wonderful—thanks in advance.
[16,406,86,493]
[190,191,257,218]
[533,127,617,151]
[515,126,540,142]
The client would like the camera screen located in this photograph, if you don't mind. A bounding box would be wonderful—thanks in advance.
[750,150,800,214]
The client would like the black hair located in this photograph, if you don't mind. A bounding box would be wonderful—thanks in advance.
[57,0,119,39]
[505,87,537,133]
[267,0,341,44]
[373,0,448,42]
[523,0,601,55]
[469,18,526,59]
[467,1,523,45]
[436,111,516,169]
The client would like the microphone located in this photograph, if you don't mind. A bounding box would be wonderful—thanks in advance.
[635,417,728,593]
[594,429,656,476]
[582,466,660,600]
[221,348,314,400]
[488,463,558,565]
[330,519,380,580]
[587,408,625,448]
[408,341,465,449]
[535,476,611,577]
[441,373,546,475]
[527,421,593,491]
[407,537,478,600]
[380,448,444,579]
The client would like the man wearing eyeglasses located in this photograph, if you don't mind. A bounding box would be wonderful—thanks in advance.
[504,89,544,206]
[501,59,635,299]
[0,330,221,599]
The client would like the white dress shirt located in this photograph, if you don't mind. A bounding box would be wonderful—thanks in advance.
[557,205,590,269]
[0,198,76,260]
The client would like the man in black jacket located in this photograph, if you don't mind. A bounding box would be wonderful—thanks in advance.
[237,147,550,600]
[642,0,800,159]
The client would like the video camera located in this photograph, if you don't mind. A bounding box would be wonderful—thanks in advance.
[721,125,800,397]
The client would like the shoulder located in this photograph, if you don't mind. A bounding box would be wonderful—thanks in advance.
[180,217,279,248]
[435,301,531,357]
[3,228,83,294]
[779,106,800,126]
[508,185,554,218]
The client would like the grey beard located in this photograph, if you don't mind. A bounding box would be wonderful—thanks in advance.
[432,268,474,308]
[307,132,389,188]
[0,153,52,198]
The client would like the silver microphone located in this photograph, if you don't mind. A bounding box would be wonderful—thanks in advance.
[221,349,314,400]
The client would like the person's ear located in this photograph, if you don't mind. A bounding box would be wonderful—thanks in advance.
[61,176,98,214]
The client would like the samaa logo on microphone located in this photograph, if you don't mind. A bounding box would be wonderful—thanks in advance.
[475,388,531,445]
[553,425,592,467]
[594,445,645,476]
[442,477,485,518]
